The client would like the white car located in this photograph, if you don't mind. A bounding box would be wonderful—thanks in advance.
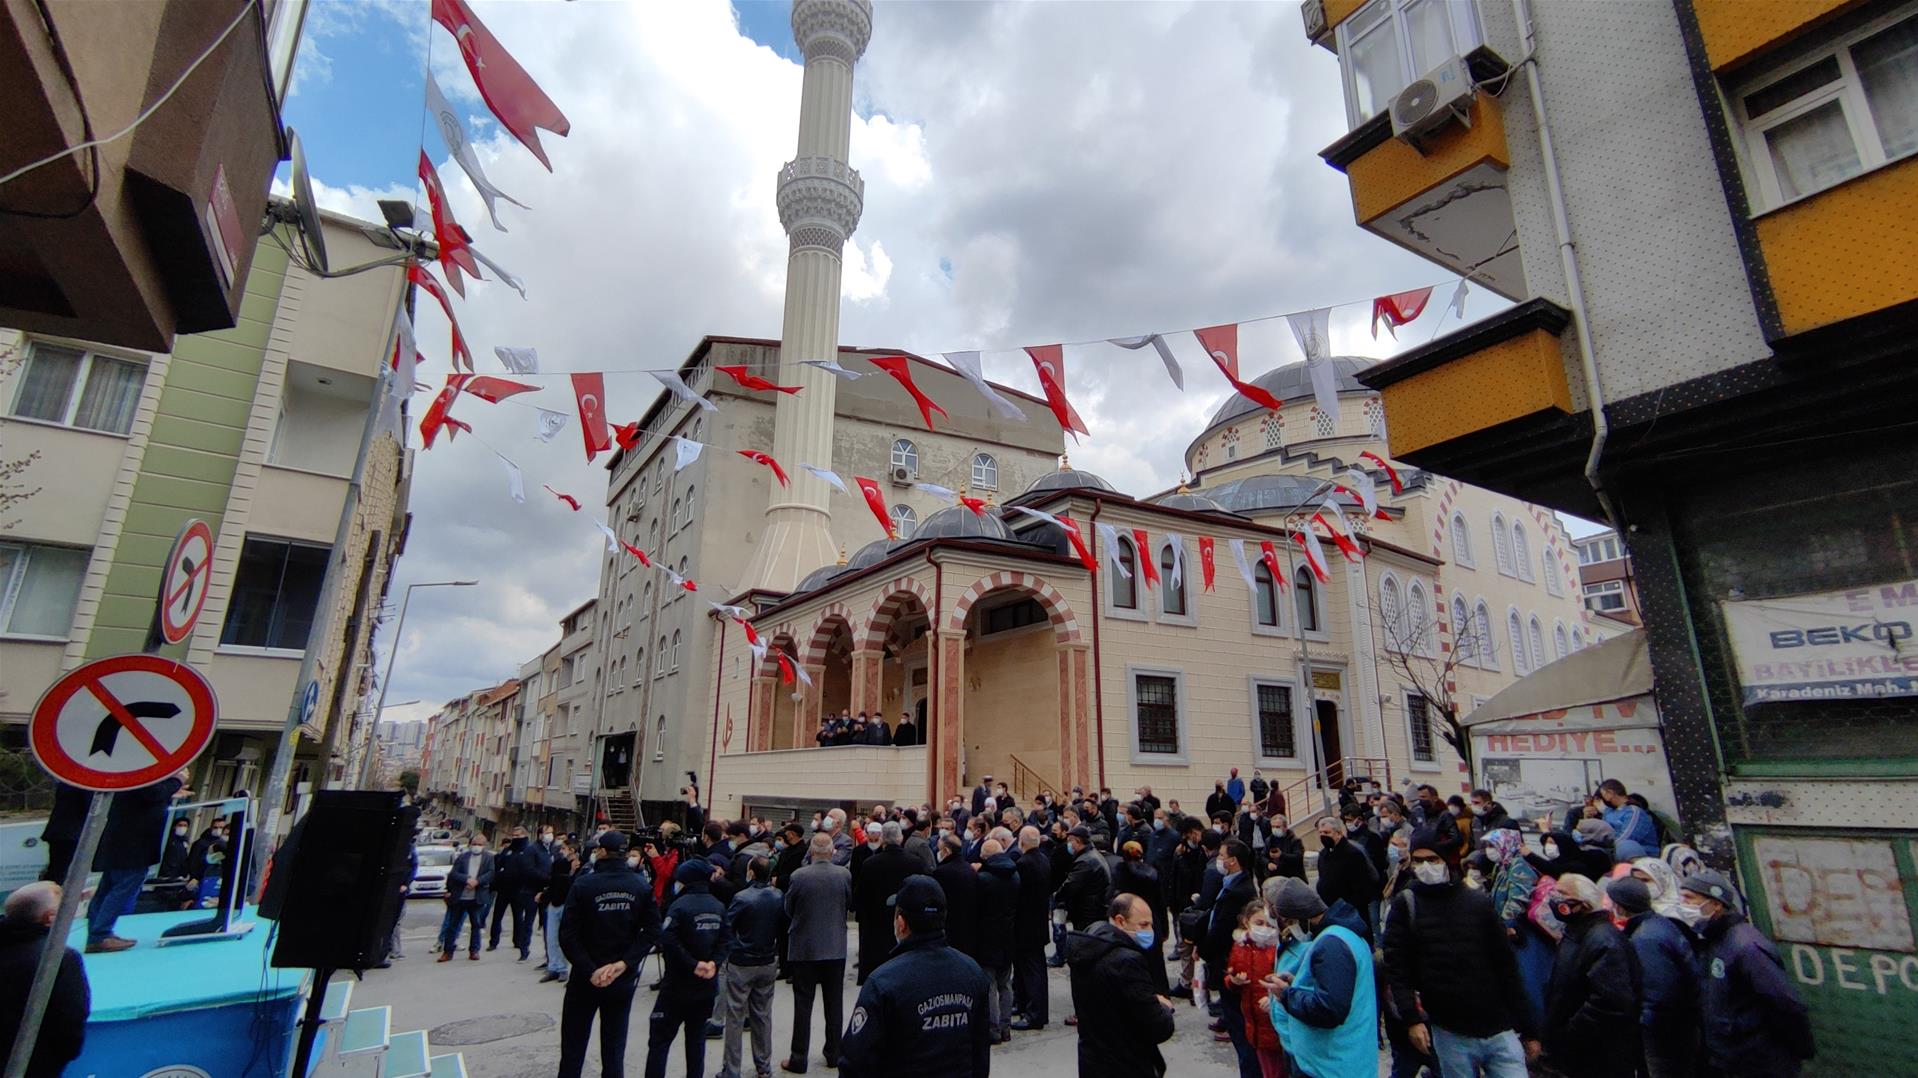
[411,845,458,898]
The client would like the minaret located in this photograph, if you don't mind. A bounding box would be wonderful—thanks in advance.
[739,0,873,591]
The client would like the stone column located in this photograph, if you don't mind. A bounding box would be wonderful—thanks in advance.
[794,663,827,748]
[930,629,966,799]
[849,648,884,718]
[748,676,777,751]
[738,0,873,591]
[1057,642,1093,792]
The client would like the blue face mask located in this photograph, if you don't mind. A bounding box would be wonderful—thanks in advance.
[1134,928,1156,950]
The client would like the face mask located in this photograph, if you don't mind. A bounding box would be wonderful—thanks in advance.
[868,839,882,851]
[1386,844,1403,866]
[1153,819,1166,831]
[1133,928,1156,950]
[1674,903,1709,928]
[1345,821,1362,833]
[1551,901,1581,921]
[626,855,641,869]
[1284,923,1308,944]
[1413,862,1449,885]
[174,827,189,837]
[1320,836,1337,851]
[1247,925,1279,947]
[1542,842,1560,860]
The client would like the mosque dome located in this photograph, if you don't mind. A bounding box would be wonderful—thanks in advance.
[1203,357,1375,430]
[793,547,852,593]
[915,504,1016,541]
[1204,473,1364,516]
[845,538,903,571]
[1020,458,1118,497]
[1153,486,1234,514]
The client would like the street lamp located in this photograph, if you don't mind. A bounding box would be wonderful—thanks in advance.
[1281,480,1338,813]
[357,580,478,788]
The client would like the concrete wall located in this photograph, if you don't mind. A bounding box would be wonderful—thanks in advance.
[712,746,929,821]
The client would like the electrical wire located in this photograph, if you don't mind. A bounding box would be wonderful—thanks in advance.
[0,0,263,190]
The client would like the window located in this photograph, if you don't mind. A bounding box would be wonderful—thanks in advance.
[648,517,660,549]
[1132,673,1182,757]
[1570,627,1585,651]
[1255,682,1296,759]
[1365,397,1387,439]
[656,636,668,675]
[9,343,146,435]
[1110,535,1138,610]
[676,555,688,582]
[1544,551,1564,596]
[1295,568,1320,632]
[1262,416,1282,449]
[1407,581,1431,652]
[1578,535,1621,564]
[1512,524,1533,582]
[1507,610,1529,675]
[1474,601,1497,670]
[1254,562,1282,627]
[970,452,998,490]
[653,715,667,761]
[1450,512,1473,566]
[1528,616,1546,670]
[1379,576,1404,647]
[1223,429,1240,460]
[890,503,917,539]
[1492,513,1514,575]
[1336,0,1486,128]
[642,580,653,610]
[635,647,645,678]
[1554,622,1570,660]
[0,542,87,637]
[682,486,696,529]
[982,598,1046,635]
[670,630,681,671]
[1159,543,1186,616]
[671,498,681,532]
[220,537,329,650]
[1311,406,1336,438]
[890,438,918,474]
[1584,580,1627,613]
[1733,11,1918,210]
[1406,694,1437,764]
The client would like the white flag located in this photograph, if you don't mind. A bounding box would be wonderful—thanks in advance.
[1320,503,1362,561]
[747,636,768,666]
[708,601,751,620]
[1107,334,1184,391]
[470,246,527,300]
[495,345,539,375]
[1230,539,1258,592]
[799,359,865,380]
[1298,526,1332,581]
[1339,468,1378,519]
[672,436,704,472]
[1448,278,1470,320]
[1288,307,1340,421]
[793,662,814,688]
[914,482,958,505]
[390,309,418,400]
[534,408,568,442]
[1006,505,1065,529]
[497,453,525,503]
[943,351,1027,421]
[424,70,527,231]
[651,370,718,412]
[593,519,621,554]
[1095,523,1132,578]
[798,464,848,494]
[1163,532,1186,589]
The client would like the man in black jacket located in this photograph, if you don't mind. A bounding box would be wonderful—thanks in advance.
[71,774,185,952]
[1382,827,1540,1075]
[1052,826,1111,931]
[490,826,550,959]
[1197,841,1256,1051]
[0,883,90,1076]
[931,834,981,962]
[974,839,1020,1044]
[1541,874,1642,1078]
[718,857,781,1078]
[1204,780,1236,823]
[648,860,733,1078]
[1167,818,1210,1001]
[852,822,925,984]
[1010,826,1053,1032]
[1264,815,1306,881]
[839,877,992,1078]
[438,832,496,961]
[558,831,662,1078]
[1065,893,1176,1078]
[539,841,579,983]
[1313,817,1380,941]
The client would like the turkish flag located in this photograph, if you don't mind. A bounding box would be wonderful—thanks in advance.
[856,476,895,538]
[1025,345,1090,440]
[869,356,950,432]
[715,365,803,395]
[462,375,537,403]
[1259,540,1286,585]
[570,372,610,462]
[406,263,475,372]
[739,449,790,487]
[418,376,466,449]
[431,0,571,170]
[620,540,651,566]
[612,421,642,451]
[1133,529,1160,586]
[1371,287,1434,338]
[1057,514,1098,573]
[1198,536,1216,592]
[418,152,484,296]
[1195,323,1282,412]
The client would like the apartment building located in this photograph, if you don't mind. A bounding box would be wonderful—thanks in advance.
[1573,529,1640,627]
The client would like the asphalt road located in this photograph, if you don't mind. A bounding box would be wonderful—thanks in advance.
[355,896,1254,1077]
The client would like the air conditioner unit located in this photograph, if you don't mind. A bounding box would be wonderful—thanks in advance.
[889,465,914,485]
[1301,0,1329,45]
[1390,56,1475,149]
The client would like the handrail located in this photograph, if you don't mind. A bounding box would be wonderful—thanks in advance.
[1008,753,1059,804]
[1271,756,1394,833]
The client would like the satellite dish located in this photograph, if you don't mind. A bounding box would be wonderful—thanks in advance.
[287,127,329,275]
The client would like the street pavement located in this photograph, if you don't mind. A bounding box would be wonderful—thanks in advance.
[358,897,1252,1077]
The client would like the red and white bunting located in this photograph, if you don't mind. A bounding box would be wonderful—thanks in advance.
[1025,345,1089,441]
[869,356,949,432]
[431,0,570,170]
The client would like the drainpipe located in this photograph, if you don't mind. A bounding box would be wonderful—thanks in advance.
[931,552,943,801]
[1512,0,1621,531]
[1087,497,1107,788]
[704,614,726,812]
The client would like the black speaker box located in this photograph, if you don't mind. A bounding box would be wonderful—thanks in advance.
[268,791,417,971]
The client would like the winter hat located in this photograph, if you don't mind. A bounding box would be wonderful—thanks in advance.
[595,830,630,852]
[1551,873,1603,907]
[1407,826,1446,855]
[887,875,948,932]
[1575,818,1616,845]
[1266,876,1327,920]
[1121,840,1144,860]
[674,859,711,884]
[1678,869,1739,907]
[1605,876,1653,915]
[1067,825,1092,843]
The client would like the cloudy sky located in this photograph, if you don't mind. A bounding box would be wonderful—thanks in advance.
[282,0,1528,726]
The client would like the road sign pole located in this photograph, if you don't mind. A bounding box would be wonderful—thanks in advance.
[4,791,109,1078]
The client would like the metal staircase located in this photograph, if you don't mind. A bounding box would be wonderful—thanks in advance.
[601,793,639,832]
[1271,756,1394,835]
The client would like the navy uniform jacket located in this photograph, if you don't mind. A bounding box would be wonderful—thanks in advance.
[657,878,733,997]
[559,857,661,980]
[839,930,992,1078]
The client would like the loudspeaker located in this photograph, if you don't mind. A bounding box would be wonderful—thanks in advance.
[269,791,417,971]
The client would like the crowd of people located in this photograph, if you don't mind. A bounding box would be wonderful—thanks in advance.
[811,708,921,747]
[399,770,1813,1078]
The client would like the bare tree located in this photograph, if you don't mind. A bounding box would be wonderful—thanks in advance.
[1371,588,1499,775]
[0,340,41,530]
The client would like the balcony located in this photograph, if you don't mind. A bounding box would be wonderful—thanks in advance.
[1756,156,1918,342]
[714,745,928,814]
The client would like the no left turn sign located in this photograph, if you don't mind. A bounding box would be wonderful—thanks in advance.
[30,654,217,791]
[157,518,215,645]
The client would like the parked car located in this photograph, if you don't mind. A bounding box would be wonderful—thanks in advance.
[416,827,457,846]
[411,845,457,898]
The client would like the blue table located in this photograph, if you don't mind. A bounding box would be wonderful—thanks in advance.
[64,907,309,1078]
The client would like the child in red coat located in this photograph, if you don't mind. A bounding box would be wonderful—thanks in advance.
[1226,899,1288,1078]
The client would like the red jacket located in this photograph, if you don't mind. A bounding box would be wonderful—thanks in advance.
[1228,938,1283,1053]
[647,847,680,903]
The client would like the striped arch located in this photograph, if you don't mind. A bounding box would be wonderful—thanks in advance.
[946,570,1082,642]
[858,576,934,651]
[757,630,798,678]
[800,602,855,664]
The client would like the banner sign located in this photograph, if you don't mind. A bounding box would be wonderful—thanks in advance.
[1720,579,1918,704]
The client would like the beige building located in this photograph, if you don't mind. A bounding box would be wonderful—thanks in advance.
[0,213,410,801]
[707,358,1608,822]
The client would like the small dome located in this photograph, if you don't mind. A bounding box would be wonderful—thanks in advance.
[1022,465,1117,497]
[794,563,847,593]
[915,505,1016,541]
[845,538,902,571]
[1204,357,1375,429]
[1154,489,1232,514]
[1205,473,1364,516]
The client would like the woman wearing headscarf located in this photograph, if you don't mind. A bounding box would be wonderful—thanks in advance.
[1629,857,1685,918]
[1486,829,1553,1017]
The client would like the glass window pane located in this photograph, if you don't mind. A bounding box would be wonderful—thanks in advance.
[1403,0,1456,79]
[1258,684,1295,758]
[1136,675,1179,754]
[1160,548,1185,615]
[1743,56,1842,119]
[268,542,328,649]
[6,546,85,636]
[1349,20,1403,121]
[1856,16,1918,159]
[72,357,145,434]
[1113,542,1137,609]
[10,346,81,423]
[1765,99,1864,199]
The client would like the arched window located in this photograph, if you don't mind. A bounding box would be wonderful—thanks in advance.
[1255,563,1281,627]
[1364,397,1387,439]
[1554,622,1570,660]
[670,630,682,670]
[1379,576,1404,648]
[890,438,918,474]
[1223,429,1240,460]
[642,580,653,609]
[1492,513,1514,574]
[1508,610,1528,675]
[676,555,689,581]
[649,516,660,548]
[1312,406,1336,438]
[656,636,668,675]
[1571,627,1585,651]
[1296,568,1320,631]
[1262,416,1282,449]
[1160,542,1186,615]
[690,416,702,441]
[636,647,645,678]
[653,715,667,761]
[1475,601,1496,670]
[970,452,998,490]
[1111,535,1138,609]
[1452,596,1473,663]
[1529,616,1546,669]
[1513,524,1533,581]
[890,503,917,539]
[636,472,649,502]
[1451,513,1473,566]
[671,497,681,531]
[1544,549,1564,596]
[683,486,696,529]
[1407,581,1430,651]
